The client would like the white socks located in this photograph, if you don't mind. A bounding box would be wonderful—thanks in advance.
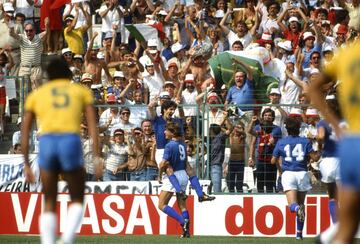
[320,223,339,244]
[61,203,84,244]
[39,212,56,244]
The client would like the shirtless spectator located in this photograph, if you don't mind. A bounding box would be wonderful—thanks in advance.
[84,32,111,84]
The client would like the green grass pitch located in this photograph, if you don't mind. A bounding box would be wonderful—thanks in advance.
[0,235,320,243]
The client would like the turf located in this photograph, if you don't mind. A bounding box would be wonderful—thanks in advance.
[0,235,318,243]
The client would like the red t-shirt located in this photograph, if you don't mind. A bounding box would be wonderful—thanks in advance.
[283,29,301,50]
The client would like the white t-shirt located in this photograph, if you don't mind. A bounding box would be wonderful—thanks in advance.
[279,74,302,113]
[16,0,34,18]
[105,142,128,172]
[182,89,198,117]
[227,31,252,49]
[99,108,121,136]
[125,100,149,127]
[99,4,123,33]
[142,71,164,102]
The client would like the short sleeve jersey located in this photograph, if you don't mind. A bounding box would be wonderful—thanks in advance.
[25,79,93,134]
[273,136,313,172]
[163,140,187,171]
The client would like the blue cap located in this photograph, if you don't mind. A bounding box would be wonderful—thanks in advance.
[285,55,296,64]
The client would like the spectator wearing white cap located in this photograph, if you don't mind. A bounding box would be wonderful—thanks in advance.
[63,1,91,51]
[261,88,287,130]
[98,0,124,46]
[63,3,91,55]
[288,107,309,138]
[61,48,73,66]
[281,57,305,113]
[139,38,167,69]
[142,56,165,102]
[179,74,199,117]
[112,70,126,100]
[277,6,307,50]
[277,40,294,63]
[84,32,112,85]
[169,42,188,69]
[300,29,324,69]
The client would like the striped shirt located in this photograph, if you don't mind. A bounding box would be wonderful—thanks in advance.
[105,142,128,172]
[19,34,43,66]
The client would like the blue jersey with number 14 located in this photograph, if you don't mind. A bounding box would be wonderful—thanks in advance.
[163,140,187,171]
[273,136,313,172]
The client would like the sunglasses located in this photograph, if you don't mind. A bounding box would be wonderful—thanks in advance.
[312,56,320,60]
[25,29,34,33]
[121,112,130,115]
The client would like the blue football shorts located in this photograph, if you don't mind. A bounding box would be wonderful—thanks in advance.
[38,133,84,172]
[338,136,360,189]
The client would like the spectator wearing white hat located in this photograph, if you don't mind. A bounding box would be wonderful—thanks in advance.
[179,74,199,117]
[277,6,307,50]
[281,57,306,113]
[61,48,73,66]
[63,3,91,55]
[142,56,165,102]
[261,88,287,130]
[139,38,167,69]
[300,28,324,69]
[277,40,294,63]
[288,107,309,138]
[169,42,188,70]
[84,32,112,85]
[112,70,126,100]
[63,1,92,52]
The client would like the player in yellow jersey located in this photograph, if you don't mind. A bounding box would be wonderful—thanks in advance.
[309,24,360,243]
[21,57,102,244]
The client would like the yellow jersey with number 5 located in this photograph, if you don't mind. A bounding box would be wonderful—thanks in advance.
[324,40,360,133]
[25,79,94,134]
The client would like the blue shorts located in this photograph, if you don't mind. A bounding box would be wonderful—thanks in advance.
[38,134,83,172]
[339,136,360,189]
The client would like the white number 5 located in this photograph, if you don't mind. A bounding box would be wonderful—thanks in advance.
[284,144,304,162]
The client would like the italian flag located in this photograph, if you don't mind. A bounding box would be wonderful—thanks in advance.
[125,23,166,43]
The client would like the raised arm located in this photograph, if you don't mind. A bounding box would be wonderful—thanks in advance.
[219,7,232,35]
[81,3,92,31]
[277,7,289,32]
[65,7,79,34]
[247,115,258,137]
[99,2,113,18]
[232,58,253,81]
[39,17,50,41]
[85,32,98,64]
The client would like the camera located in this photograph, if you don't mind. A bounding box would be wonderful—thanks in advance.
[91,84,104,101]
[289,0,300,8]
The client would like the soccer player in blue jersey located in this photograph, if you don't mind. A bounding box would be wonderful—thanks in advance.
[158,122,190,238]
[149,100,215,202]
[316,95,342,224]
[272,116,320,240]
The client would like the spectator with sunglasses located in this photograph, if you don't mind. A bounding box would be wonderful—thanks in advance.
[9,18,49,90]
[110,106,137,136]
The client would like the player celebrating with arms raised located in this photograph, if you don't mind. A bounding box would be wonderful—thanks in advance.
[272,116,319,240]
[158,122,190,238]
[21,57,102,244]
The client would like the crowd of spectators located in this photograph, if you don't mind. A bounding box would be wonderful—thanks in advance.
[1,0,359,193]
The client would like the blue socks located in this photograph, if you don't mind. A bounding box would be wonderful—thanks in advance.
[163,206,184,225]
[289,203,299,213]
[328,199,338,223]
[182,210,189,221]
[297,214,305,232]
[189,176,203,197]
[169,174,182,193]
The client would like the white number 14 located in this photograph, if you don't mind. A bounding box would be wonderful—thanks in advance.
[284,144,304,162]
